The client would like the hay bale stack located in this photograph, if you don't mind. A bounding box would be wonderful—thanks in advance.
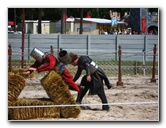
[9,68,35,78]
[8,74,26,106]
[40,70,81,118]
[9,98,60,120]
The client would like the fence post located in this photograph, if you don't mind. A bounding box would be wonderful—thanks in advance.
[87,35,90,55]
[28,34,31,61]
[134,61,137,75]
[60,47,63,51]
[50,45,54,55]
[115,35,118,60]
[142,49,146,76]
[57,34,61,53]
[117,45,123,86]
[21,8,25,68]
[151,44,157,83]
[8,44,12,72]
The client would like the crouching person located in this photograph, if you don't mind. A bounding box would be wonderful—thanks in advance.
[59,50,112,111]
[22,48,80,92]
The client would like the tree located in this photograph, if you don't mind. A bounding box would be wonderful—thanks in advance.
[79,8,83,34]
[38,8,44,34]
[61,8,67,34]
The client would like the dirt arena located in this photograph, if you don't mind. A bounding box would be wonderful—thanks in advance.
[17,75,159,121]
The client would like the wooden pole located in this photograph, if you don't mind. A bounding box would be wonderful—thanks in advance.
[151,44,157,82]
[117,45,123,86]
[50,46,54,55]
[21,8,25,68]
[8,44,12,72]
[60,48,63,51]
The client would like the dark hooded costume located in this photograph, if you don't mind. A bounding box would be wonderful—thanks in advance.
[72,55,111,111]
[58,50,112,110]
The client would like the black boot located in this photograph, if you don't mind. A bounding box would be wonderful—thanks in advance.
[107,83,112,89]
[102,105,110,111]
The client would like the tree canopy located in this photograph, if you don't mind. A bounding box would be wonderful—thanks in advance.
[8,8,158,23]
[8,8,130,23]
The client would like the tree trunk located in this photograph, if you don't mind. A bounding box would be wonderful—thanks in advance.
[14,8,16,32]
[61,8,67,34]
[38,8,42,34]
[79,8,83,34]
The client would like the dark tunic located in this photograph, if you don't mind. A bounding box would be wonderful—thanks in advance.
[73,56,111,94]
[73,56,110,110]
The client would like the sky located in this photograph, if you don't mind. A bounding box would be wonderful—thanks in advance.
[1,0,164,128]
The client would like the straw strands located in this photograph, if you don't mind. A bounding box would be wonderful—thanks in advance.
[40,70,81,118]
[9,68,35,78]
[8,74,26,106]
[9,98,60,120]
[8,70,81,120]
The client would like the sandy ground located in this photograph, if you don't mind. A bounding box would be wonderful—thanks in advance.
[18,75,159,121]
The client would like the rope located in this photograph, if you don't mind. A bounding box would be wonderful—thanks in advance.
[8,101,158,108]
[9,48,158,59]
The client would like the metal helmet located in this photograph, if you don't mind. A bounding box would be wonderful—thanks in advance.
[30,48,44,63]
[58,50,72,65]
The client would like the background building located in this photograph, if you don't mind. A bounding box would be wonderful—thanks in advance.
[18,20,50,34]
[130,8,158,34]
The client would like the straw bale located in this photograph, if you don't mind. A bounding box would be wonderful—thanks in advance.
[8,73,25,84]
[8,98,60,120]
[40,70,81,118]
[9,68,35,78]
[8,92,16,106]
[8,74,26,106]
[8,72,15,76]
[60,106,81,118]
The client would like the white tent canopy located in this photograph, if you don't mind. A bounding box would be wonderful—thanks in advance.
[75,18,126,24]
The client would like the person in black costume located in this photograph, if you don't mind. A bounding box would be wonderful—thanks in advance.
[60,51,112,111]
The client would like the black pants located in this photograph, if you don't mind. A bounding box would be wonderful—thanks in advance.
[76,75,109,110]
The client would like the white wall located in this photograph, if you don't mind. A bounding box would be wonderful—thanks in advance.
[74,23,96,32]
